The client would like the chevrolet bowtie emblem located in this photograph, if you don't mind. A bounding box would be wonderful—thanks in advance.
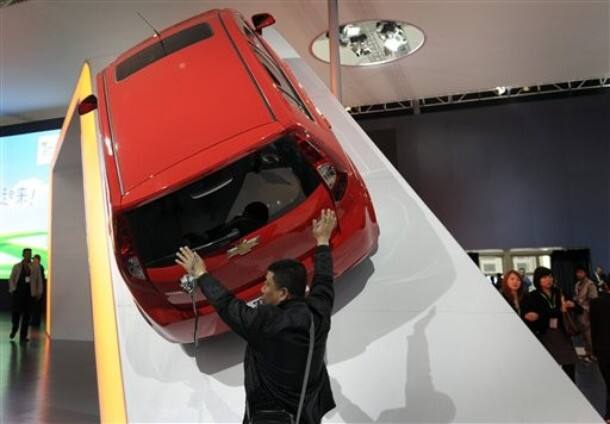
[227,236,260,258]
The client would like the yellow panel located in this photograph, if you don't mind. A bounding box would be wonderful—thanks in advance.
[48,63,127,423]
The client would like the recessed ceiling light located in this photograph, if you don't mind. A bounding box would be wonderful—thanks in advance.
[311,19,425,66]
[495,86,507,95]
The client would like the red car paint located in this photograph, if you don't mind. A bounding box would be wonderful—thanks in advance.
[96,9,379,343]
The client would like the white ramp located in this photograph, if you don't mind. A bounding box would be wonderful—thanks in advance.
[59,31,602,423]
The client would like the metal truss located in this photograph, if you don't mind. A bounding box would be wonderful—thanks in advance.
[348,76,610,116]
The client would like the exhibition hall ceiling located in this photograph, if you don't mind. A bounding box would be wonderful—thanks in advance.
[1,0,609,124]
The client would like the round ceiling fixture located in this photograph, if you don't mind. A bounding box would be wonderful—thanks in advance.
[311,20,425,66]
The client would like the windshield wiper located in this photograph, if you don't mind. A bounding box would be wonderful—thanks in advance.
[192,228,240,253]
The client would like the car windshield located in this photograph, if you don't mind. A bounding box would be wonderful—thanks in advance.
[116,23,214,81]
[125,135,320,267]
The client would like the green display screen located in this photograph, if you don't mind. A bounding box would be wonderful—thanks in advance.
[0,129,60,279]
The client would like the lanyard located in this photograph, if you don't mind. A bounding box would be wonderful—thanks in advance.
[541,291,556,309]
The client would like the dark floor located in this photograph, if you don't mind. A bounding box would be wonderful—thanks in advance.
[0,313,99,423]
[0,313,607,423]
[573,335,608,420]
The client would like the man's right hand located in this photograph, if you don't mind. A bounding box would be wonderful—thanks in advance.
[176,246,207,278]
[524,312,539,322]
[313,209,337,246]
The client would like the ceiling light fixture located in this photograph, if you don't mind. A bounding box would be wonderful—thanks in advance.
[311,19,425,66]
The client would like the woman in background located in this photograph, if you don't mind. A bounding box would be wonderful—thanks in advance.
[500,270,526,316]
[522,266,578,381]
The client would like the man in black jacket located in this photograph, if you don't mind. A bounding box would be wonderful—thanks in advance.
[591,283,610,423]
[176,209,337,423]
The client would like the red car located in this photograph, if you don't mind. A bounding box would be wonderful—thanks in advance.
[95,9,379,343]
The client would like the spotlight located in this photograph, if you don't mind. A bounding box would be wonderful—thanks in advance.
[495,86,507,95]
[376,21,399,40]
[384,38,403,53]
[349,33,367,44]
[343,24,361,37]
[377,20,407,53]
[348,33,371,57]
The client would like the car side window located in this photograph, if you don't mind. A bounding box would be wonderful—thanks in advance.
[253,51,314,120]
[239,19,266,51]
[237,17,315,121]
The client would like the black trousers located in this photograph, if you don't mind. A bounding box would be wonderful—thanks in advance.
[11,282,33,339]
[30,290,44,326]
[598,354,610,420]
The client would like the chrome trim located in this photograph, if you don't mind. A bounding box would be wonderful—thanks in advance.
[189,177,233,199]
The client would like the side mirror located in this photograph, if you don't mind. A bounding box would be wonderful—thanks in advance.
[78,94,98,116]
[251,13,276,35]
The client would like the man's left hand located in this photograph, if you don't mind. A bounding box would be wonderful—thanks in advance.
[176,246,207,278]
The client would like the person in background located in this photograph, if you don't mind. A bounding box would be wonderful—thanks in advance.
[500,270,526,317]
[590,283,610,424]
[8,248,43,342]
[31,254,47,327]
[574,265,598,363]
[522,266,578,381]
[594,266,608,290]
[519,268,533,291]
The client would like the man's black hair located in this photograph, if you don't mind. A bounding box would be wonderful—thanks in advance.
[267,259,307,298]
[575,264,588,274]
[22,248,32,256]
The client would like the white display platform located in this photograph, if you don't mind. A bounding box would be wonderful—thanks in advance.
[52,30,602,423]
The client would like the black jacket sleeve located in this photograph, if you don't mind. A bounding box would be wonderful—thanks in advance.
[306,245,334,319]
[196,273,273,344]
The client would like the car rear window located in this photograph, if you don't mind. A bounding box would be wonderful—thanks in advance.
[125,135,321,267]
[115,22,213,81]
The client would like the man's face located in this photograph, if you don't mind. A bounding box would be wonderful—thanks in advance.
[576,270,586,281]
[260,271,289,306]
[596,267,603,274]
[23,250,32,262]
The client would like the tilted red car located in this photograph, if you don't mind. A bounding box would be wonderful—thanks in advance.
[96,9,379,342]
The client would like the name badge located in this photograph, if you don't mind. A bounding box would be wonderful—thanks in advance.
[25,276,31,283]
[549,318,558,329]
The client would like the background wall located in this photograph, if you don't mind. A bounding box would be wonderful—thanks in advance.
[358,91,610,270]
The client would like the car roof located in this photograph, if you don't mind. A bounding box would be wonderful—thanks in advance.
[100,9,277,194]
